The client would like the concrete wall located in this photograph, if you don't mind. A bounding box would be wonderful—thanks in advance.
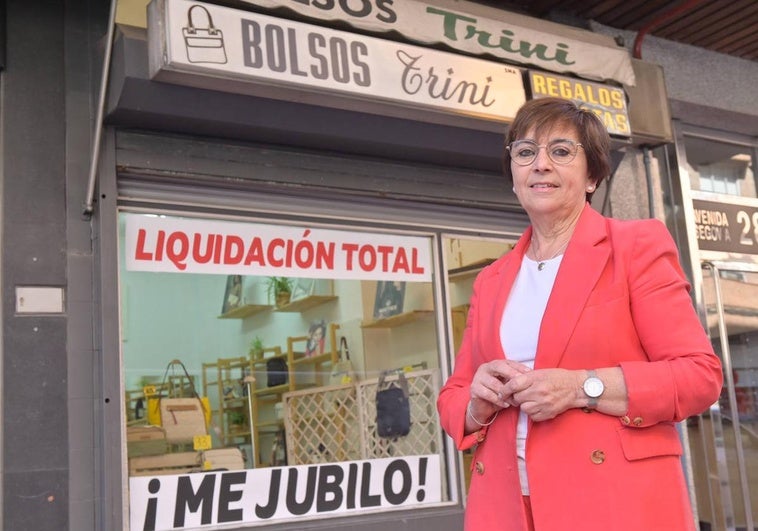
[2,2,69,529]
[591,22,758,137]
[1,1,106,529]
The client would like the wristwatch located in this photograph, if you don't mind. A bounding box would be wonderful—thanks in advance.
[582,370,604,409]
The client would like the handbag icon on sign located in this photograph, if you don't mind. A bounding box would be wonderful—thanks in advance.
[183,4,227,64]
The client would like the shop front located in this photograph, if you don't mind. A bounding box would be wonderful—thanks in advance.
[97,1,674,529]
[109,124,523,531]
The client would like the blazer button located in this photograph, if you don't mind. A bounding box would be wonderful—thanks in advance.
[633,417,643,426]
[475,461,485,475]
[476,432,486,443]
[590,450,606,464]
[620,416,631,425]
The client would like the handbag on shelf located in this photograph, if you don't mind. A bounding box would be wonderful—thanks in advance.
[148,359,211,445]
[375,370,411,438]
[266,357,289,387]
[159,398,208,445]
[329,337,356,386]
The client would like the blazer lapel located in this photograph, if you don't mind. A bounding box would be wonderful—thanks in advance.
[535,205,610,370]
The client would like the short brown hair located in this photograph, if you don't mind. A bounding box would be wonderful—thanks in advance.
[502,97,611,203]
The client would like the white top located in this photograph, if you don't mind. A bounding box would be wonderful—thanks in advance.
[500,253,562,495]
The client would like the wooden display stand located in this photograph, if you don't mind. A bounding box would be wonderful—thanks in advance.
[129,448,245,476]
[127,359,250,477]
[248,324,340,468]
[129,452,202,477]
[287,330,339,390]
[361,310,433,329]
[202,356,256,448]
[249,346,287,468]
[126,426,167,458]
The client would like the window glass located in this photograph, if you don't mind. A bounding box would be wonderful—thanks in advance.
[685,136,756,198]
[694,266,758,528]
[442,235,514,497]
[119,212,447,529]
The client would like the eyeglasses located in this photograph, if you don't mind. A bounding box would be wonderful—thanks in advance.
[507,139,584,166]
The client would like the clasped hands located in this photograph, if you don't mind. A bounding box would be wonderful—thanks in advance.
[469,359,579,423]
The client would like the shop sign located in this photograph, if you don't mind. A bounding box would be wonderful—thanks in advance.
[129,455,441,530]
[124,214,433,282]
[528,71,630,137]
[693,197,758,255]
[148,0,527,123]
[238,0,636,86]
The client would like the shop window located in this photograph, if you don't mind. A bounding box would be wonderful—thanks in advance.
[699,172,741,195]
[443,236,514,497]
[685,136,755,198]
[119,211,454,529]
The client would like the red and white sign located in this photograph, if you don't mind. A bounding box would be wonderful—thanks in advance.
[124,214,432,281]
[129,455,441,530]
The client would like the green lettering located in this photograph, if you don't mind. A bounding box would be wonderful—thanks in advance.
[425,6,576,66]
[554,43,575,65]
[426,7,477,41]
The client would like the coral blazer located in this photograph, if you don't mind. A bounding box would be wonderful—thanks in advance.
[438,205,723,531]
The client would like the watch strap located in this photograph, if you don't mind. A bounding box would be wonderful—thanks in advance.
[586,393,599,409]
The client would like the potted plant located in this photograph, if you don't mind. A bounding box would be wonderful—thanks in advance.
[266,277,293,307]
[229,411,247,433]
[249,336,265,360]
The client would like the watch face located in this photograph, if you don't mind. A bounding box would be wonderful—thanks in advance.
[584,377,604,398]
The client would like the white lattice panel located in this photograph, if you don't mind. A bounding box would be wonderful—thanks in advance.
[283,383,363,465]
[282,370,445,476]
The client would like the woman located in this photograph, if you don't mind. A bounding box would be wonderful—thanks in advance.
[305,320,326,358]
[437,97,722,531]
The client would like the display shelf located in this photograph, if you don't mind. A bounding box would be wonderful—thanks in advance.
[252,383,289,396]
[451,304,470,353]
[129,451,201,477]
[248,324,341,468]
[226,427,252,438]
[447,258,496,281]
[217,304,272,319]
[252,394,281,405]
[256,420,283,433]
[201,356,255,448]
[248,346,287,467]
[292,352,333,367]
[274,295,338,313]
[361,310,433,328]
[251,347,289,391]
